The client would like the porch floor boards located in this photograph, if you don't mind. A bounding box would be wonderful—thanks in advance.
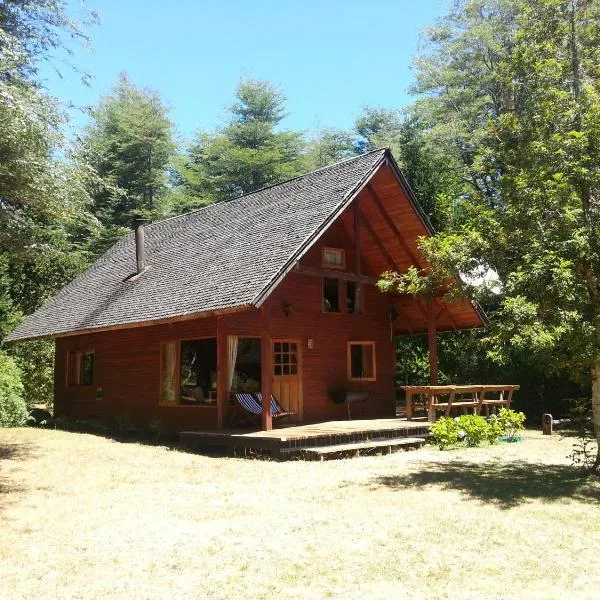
[179,417,430,459]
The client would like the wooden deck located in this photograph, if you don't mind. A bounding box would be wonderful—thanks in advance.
[180,417,430,459]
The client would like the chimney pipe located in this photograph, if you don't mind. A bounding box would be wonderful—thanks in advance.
[135,222,146,275]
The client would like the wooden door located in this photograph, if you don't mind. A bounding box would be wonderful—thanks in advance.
[272,340,302,422]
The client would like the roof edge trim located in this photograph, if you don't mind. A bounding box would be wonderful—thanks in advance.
[2,304,254,345]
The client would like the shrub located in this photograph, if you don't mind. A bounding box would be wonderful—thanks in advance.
[0,351,28,427]
[53,415,110,433]
[457,414,489,447]
[146,418,173,443]
[567,399,596,469]
[486,414,504,445]
[497,408,526,442]
[430,416,461,449]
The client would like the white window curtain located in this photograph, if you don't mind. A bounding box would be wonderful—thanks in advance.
[227,336,238,395]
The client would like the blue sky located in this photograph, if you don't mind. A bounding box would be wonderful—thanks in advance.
[42,0,446,140]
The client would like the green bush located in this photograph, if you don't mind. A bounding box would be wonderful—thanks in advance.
[497,408,526,442]
[486,414,504,445]
[431,411,525,450]
[0,351,28,427]
[430,416,461,449]
[457,414,489,447]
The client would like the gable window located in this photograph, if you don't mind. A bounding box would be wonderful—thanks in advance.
[347,342,376,381]
[67,350,95,386]
[160,338,217,406]
[322,247,345,269]
[323,278,341,313]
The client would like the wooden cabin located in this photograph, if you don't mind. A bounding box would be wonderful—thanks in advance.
[5,149,484,431]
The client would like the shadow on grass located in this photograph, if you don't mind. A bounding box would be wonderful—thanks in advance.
[371,459,600,509]
[0,441,39,513]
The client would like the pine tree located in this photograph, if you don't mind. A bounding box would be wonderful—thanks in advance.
[79,74,176,246]
[178,79,305,204]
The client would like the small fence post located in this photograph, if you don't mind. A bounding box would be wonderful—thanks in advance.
[542,413,553,435]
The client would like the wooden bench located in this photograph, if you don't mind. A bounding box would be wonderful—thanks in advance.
[400,385,520,422]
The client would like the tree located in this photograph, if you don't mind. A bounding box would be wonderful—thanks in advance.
[178,79,305,204]
[0,0,96,409]
[0,0,96,81]
[305,128,356,169]
[390,0,600,473]
[78,73,176,248]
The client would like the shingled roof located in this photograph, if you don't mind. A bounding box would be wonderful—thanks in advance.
[5,149,392,342]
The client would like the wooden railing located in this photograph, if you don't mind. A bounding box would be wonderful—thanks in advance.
[399,385,520,422]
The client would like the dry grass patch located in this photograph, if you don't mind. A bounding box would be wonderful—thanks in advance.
[1,428,599,599]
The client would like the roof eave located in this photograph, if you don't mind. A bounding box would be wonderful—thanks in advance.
[2,303,255,345]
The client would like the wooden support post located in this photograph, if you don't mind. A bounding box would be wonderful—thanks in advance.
[354,200,362,312]
[427,303,438,386]
[427,303,438,422]
[216,316,228,429]
[260,305,273,431]
[406,389,414,420]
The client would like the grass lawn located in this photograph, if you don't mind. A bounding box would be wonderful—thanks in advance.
[1,428,599,600]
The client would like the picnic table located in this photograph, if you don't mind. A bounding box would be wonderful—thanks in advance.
[399,385,520,422]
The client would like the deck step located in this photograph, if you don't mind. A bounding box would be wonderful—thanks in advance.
[289,436,427,460]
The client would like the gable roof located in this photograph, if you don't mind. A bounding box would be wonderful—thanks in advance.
[5,149,395,343]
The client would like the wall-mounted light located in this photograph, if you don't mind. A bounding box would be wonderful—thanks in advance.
[307,338,314,350]
[283,302,294,317]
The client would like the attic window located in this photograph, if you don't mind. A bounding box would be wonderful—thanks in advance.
[322,247,345,269]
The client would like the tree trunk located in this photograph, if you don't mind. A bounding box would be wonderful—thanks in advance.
[591,359,600,475]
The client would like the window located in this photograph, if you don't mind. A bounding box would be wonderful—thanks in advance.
[231,338,261,393]
[323,278,341,313]
[274,342,298,376]
[323,278,362,314]
[348,342,376,381]
[67,350,95,386]
[346,281,360,314]
[160,338,217,405]
[180,338,217,405]
[322,247,345,269]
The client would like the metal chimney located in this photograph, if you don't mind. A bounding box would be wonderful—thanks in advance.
[135,222,146,275]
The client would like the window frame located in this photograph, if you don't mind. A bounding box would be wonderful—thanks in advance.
[321,246,346,270]
[159,336,218,408]
[322,277,343,314]
[322,277,364,315]
[66,349,95,388]
[347,341,376,382]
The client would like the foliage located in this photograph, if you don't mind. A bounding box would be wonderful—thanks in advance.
[177,79,305,204]
[497,408,526,442]
[430,411,521,449]
[457,414,490,447]
[567,399,597,469]
[403,0,600,472]
[0,0,97,412]
[0,351,28,427]
[0,0,96,81]
[306,128,356,169]
[146,418,174,443]
[53,415,111,433]
[486,414,505,444]
[77,73,176,245]
[430,416,461,449]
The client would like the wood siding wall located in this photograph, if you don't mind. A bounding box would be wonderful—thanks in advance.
[54,219,398,429]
